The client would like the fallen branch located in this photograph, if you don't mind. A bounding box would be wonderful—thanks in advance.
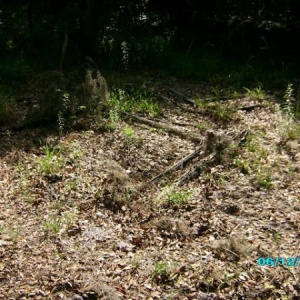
[168,88,195,105]
[238,104,265,111]
[124,113,202,143]
[175,153,216,186]
[176,130,249,185]
[150,144,204,183]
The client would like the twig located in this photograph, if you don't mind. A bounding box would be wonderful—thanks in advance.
[150,144,204,183]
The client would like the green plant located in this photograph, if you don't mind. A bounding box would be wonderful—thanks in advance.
[37,143,64,174]
[95,118,117,132]
[52,200,65,211]
[65,180,77,192]
[206,102,237,122]
[212,86,224,101]
[4,129,12,145]
[56,91,72,133]
[123,126,134,138]
[107,89,125,125]
[24,191,34,204]
[278,84,300,140]
[284,84,294,111]
[196,97,237,122]
[257,147,268,160]
[254,170,273,189]
[63,211,77,230]
[56,250,64,261]
[57,110,65,135]
[14,162,36,203]
[137,99,161,116]
[44,219,61,236]
[272,230,282,242]
[231,90,240,98]
[109,88,161,119]
[43,143,61,159]
[195,98,207,109]
[152,261,172,283]
[234,158,250,174]
[245,141,256,153]
[8,225,22,244]
[284,123,300,140]
[131,255,141,269]
[167,189,191,207]
[244,85,265,100]
[197,122,210,133]
[158,186,191,208]
[70,149,84,160]
[121,41,129,70]
[243,133,261,154]
[226,142,239,157]
[16,162,27,174]
[282,83,296,122]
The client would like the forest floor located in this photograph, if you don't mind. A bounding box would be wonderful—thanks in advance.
[0,71,299,299]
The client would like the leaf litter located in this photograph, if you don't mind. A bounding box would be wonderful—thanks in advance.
[0,73,299,299]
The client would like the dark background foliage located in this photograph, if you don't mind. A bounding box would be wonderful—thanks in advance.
[0,0,299,89]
